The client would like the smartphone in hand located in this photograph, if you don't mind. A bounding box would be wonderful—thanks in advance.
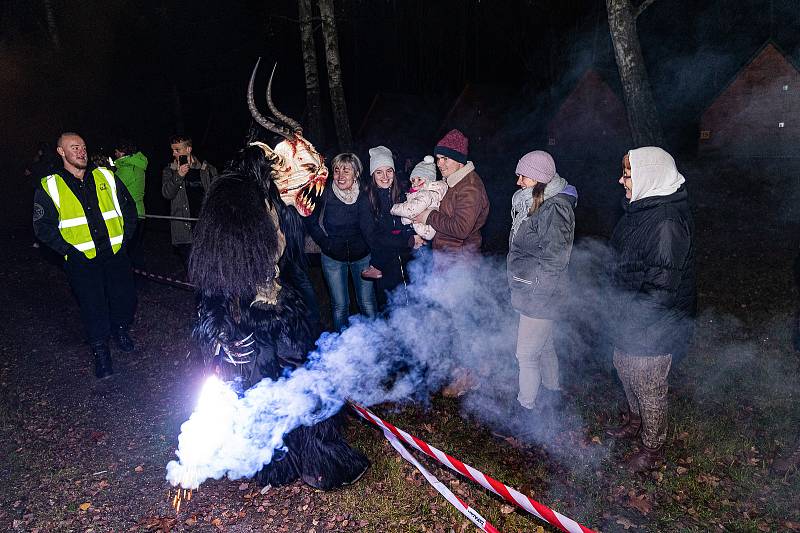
[178,155,188,166]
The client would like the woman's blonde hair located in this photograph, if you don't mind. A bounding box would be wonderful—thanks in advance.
[330,152,363,179]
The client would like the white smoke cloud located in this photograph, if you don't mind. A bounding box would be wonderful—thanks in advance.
[166,250,611,489]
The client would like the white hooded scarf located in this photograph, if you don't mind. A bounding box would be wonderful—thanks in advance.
[629,147,685,203]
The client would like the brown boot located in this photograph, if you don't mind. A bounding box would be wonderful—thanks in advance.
[606,413,642,439]
[773,436,800,475]
[624,445,664,473]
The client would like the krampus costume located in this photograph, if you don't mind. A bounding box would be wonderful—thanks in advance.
[187,62,369,490]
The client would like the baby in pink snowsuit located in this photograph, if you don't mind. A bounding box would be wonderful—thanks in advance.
[391,155,448,240]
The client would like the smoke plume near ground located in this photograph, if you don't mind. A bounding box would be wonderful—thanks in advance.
[165,244,628,489]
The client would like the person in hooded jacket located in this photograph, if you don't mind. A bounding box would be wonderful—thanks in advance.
[605,147,695,473]
[507,151,577,415]
[113,139,148,269]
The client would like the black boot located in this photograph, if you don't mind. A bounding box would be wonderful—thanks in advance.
[90,341,114,379]
[112,325,135,352]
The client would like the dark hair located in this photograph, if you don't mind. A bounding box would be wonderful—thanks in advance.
[115,138,137,155]
[365,167,405,216]
[528,182,547,215]
[169,134,192,146]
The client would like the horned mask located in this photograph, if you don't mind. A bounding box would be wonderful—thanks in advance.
[248,60,328,217]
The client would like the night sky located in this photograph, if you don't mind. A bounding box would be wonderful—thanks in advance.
[2,0,798,183]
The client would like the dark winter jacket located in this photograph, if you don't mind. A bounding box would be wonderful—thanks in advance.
[507,190,577,320]
[365,187,415,292]
[306,185,372,263]
[162,158,218,245]
[609,187,696,359]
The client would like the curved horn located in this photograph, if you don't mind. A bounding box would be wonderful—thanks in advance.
[248,58,292,139]
[267,63,303,133]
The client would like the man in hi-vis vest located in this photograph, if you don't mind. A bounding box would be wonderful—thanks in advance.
[33,132,139,379]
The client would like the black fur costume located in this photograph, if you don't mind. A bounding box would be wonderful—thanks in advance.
[189,146,369,490]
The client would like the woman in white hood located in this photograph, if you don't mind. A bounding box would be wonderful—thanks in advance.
[606,147,696,473]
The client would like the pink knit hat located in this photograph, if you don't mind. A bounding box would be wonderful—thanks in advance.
[515,150,556,184]
[434,129,469,164]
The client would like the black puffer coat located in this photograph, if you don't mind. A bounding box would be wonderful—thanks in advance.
[305,185,372,263]
[609,187,696,359]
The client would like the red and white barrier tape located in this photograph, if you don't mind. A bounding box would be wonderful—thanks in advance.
[132,268,196,290]
[144,214,199,222]
[349,401,596,533]
[382,428,500,532]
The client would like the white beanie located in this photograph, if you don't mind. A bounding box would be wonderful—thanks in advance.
[411,155,437,183]
[369,145,395,175]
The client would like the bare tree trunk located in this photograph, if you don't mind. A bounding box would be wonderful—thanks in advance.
[318,0,352,151]
[606,0,665,147]
[298,0,324,144]
[43,0,61,52]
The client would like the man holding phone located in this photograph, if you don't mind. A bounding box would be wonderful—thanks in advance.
[161,134,218,271]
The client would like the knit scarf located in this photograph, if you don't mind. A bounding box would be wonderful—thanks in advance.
[332,179,360,205]
[509,175,567,244]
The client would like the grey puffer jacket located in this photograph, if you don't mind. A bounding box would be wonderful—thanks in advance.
[507,187,577,320]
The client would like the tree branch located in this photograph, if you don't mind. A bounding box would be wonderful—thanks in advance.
[634,0,657,19]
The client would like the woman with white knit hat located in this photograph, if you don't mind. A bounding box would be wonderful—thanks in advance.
[507,150,577,415]
[362,146,416,309]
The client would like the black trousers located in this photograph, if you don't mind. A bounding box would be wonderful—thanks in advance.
[128,218,146,270]
[64,251,137,344]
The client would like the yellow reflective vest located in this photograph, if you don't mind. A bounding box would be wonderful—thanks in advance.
[41,168,125,259]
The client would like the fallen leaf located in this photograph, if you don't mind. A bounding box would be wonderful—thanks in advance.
[615,516,636,529]
[626,493,652,515]
[79,502,91,511]
[134,465,144,473]
[503,436,526,449]
[500,504,515,514]
[591,436,602,444]
[238,482,249,491]
[676,466,688,475]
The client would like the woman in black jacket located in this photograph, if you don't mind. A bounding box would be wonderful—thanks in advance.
[305,153,377,331]
[362,146,418,309]
[605,147,695,473]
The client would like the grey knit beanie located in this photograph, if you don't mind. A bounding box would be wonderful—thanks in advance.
[410,155,437,183]
[369,145,395,175]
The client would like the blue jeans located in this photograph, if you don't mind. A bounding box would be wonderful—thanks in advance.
[320,253,377,331]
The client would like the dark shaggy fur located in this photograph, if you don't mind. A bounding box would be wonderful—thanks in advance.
[188,176,279,300]
[190,144,369,490]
